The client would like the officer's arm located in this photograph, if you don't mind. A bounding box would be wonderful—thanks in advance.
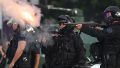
[80,25,106,38]
[34,54,40,68]
[10,40,26,66]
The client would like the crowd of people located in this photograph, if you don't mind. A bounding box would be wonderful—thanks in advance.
[0,5,120,68]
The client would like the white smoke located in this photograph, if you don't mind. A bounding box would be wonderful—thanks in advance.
[37,25,55,46]
[0,0,41,27]
[25,24,55,46]
[0,0,55,47]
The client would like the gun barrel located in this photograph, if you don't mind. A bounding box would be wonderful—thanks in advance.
[64,23,106,27]
[64,23,99,25]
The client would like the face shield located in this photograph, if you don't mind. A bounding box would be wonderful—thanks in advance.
[103,11,113,24]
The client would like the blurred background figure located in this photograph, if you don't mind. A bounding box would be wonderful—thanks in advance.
[0,44,6,68]
[0,20,13,68]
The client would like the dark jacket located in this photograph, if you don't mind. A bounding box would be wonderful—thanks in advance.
[42,26,86,68]
[81,22,120,68]
[6,32,31,68]
[81,23,120,53]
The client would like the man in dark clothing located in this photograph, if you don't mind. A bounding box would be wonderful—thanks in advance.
[76,6,120,68]
[7,19,41,68]
[42,15,86,68]
[6,20,31,68]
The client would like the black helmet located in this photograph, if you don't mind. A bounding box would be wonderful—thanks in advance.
[57,15,75,24]
[103,6,120,24]
[57,15,75,34]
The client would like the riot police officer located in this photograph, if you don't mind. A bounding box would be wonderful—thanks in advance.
[76,6,120,68]
[43,15,86,68]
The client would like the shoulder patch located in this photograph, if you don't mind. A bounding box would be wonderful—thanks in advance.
[106,28,113,33]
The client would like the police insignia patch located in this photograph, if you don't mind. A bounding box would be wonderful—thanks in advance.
[106,28,113,33]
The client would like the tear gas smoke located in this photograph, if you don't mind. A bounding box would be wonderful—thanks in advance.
[0,0,54,47]
[25,24,55,46]
[0,0,41,27]
[37,25,55,46]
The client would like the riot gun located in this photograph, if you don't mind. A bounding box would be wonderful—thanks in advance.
[64,23,107,28]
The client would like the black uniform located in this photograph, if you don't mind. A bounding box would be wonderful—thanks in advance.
[43,26,86,68]
[6,32,31,68]
[81,22,120,68]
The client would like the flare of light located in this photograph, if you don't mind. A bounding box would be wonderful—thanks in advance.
[21,11,34,24]
[0,0,41,27]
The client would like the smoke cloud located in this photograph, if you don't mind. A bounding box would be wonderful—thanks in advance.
[26,24,55,47]
[0,0,41,27]
[0,0,55,47]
